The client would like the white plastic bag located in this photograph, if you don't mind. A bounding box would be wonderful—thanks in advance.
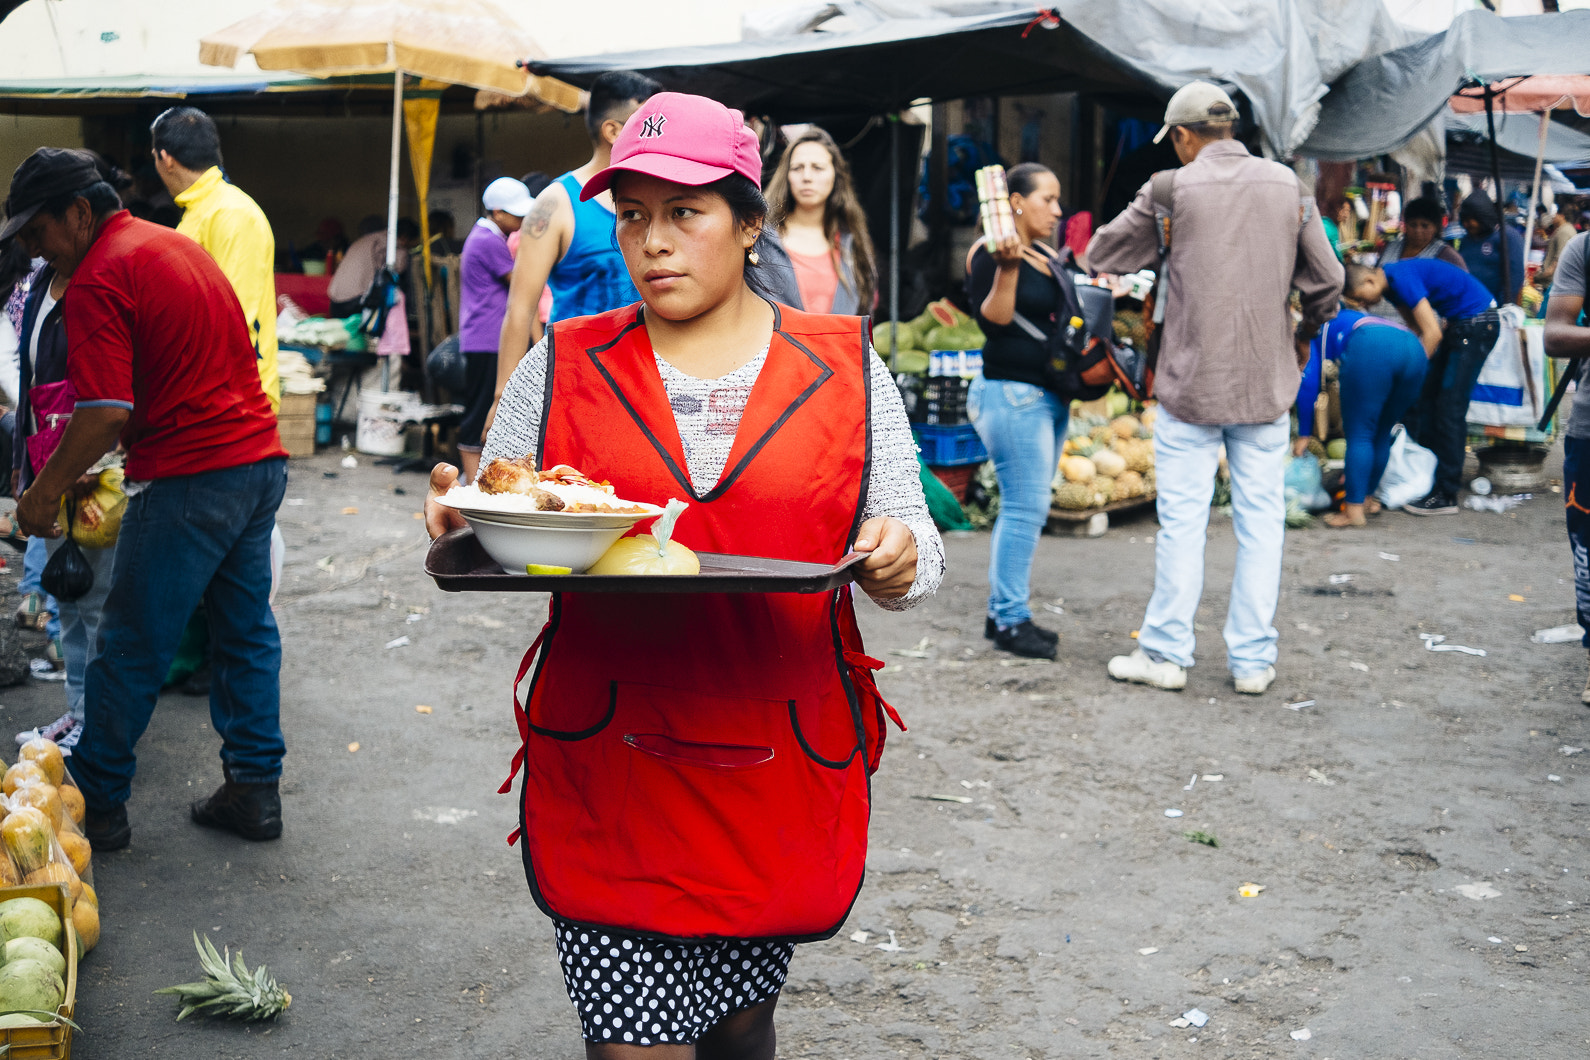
[1466,306,1545,428]
[1375,425,1437,509]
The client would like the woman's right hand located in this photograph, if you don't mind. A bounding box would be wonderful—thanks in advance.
[988,234,1025,268]
[425,463,468,541]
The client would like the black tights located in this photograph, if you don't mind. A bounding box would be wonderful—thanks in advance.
[584,998,778,1060]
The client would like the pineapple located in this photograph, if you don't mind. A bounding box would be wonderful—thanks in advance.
[156,934,291,1022]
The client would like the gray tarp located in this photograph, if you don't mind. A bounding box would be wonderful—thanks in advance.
[1302,8,1590,161]
[1446,110,1590,173]
[530,1,1411,153]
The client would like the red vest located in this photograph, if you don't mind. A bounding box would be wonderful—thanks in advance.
[506,303,898,942]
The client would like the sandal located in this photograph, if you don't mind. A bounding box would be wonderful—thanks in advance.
[0,514,26,555]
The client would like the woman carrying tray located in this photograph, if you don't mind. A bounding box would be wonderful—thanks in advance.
[425,92,943,1058]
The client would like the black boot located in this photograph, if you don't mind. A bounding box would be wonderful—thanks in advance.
[985,617,1059,645]
[84,803,131,852]
[191,777,282,841]
[993,620,1059,660]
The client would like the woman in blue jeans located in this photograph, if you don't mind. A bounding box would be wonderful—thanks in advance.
[1311,308,1429,527]
[965,163,1068,659]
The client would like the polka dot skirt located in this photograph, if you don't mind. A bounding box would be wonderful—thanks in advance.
[553,920,795,1045]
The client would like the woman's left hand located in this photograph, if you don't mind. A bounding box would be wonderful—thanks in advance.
[852,517,917,601]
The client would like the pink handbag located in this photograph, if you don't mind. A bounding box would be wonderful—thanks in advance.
[26,379,77,476]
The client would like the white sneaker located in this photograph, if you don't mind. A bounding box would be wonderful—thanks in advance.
[1233,667,1277,695]
[15,712,76,747]
[1107,648,1187,690]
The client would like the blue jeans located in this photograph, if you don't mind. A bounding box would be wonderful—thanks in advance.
[73,459,287,810]
[1338,336,1428,505]
[1565,438,1590,648]
[43,536,116,722]
[1138,407,1289,676]
[18,536,60,642]
[968,378,1068,627]
[1406,310,1499,495]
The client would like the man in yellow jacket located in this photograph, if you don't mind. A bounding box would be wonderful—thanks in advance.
[152,106,280,412]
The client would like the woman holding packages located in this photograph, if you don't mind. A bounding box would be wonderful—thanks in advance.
[767,126,877,315]
[964,163,1069,659]
[425,92,943,1058]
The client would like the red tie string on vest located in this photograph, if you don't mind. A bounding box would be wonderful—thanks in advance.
[501,620,551,846]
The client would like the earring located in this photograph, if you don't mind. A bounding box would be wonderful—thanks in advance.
[747,249,760,266]
[1015,208,1023,215]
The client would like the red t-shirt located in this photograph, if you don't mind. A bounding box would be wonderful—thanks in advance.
[64,212,285,479]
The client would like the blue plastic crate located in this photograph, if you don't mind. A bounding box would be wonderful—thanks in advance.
[913,423,987,467]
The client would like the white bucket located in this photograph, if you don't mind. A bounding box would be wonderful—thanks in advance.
[356,390,420,456]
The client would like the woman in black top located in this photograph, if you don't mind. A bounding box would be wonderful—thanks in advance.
[965,163,1068,660]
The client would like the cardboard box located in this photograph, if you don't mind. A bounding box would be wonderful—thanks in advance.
[0,883,78,1059]
[278,392,319,458]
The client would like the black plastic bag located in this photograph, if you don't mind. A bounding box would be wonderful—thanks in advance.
[425,334,466,395]
[41,504,93,602]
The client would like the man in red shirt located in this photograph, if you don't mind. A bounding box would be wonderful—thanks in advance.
[4,148,288,851]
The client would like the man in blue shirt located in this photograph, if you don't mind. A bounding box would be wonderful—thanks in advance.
[1457,191,1524,306]
[1347,258,1500,515]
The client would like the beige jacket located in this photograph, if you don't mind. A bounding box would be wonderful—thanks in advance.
[1088,141,1343,425]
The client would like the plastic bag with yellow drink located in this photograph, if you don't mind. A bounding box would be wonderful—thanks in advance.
[58,467,127,549]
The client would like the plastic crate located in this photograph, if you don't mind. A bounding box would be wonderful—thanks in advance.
[0,883,77,1059]
[914,423,987,466]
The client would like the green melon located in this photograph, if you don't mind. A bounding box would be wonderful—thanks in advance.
[0,959,63,1016]
[2,937,64,977]
[0,899,62,950]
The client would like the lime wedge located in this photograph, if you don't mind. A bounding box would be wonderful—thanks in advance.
[526,563,573,576]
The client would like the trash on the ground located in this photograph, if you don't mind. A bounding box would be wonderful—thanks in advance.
[1562,746,1584,756]
[1533,624,1585,644]
[347,742,360,753]
[1378,552,1400,561]
[414,705,432,714]
[1169,1017,1191,1029]
[1290,1028,1312,1041]
[1065,1017,1079,1025]
[1202,774,1225,781]
[875,930,902,952]
[1515,944,1529,952]
[1183,773,1198,791]
[1183,1008,1210,1027]
[412,807,477,824]
[848,930,870,944]
[1488,936,1503,943]
[1329,573,1353,585]
[1308,768,1334,785]
[1421,633,1486,657]
[284,498,304,506]
[1508,594,1526,602]
[1464,493,1531,513]
[1452,536,1476,544]
[341,507,359,515]
[1238,883,1265,898]
[959,779,991,790]
[1548,774,1562,782]
[156,933,291,1021]
[1042,603,1065,615]
[1349,661,1370,672]
[316,556,335,572]
[1183,830,1219,847]
[340,454,358,469]
[384,636,410,649]
[917,794,973,804]
[890,637,933,658]
[1137,947,1159,955]
[1452,881,1501,900]
[1285,699,1315,710]
[405,612,424,623]
[1470,476,1492,496]
[1130,629,1140,639]
[1164,808,1184,818]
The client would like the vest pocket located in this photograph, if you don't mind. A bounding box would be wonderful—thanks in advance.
[528,680,617,741]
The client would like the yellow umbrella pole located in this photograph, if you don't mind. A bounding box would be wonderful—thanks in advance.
[383,69,404,391]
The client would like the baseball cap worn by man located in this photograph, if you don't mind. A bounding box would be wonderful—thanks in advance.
[1152,81,1238,144]
[0,147,102,242]
[581,92,763,201]
[482,176,534,217]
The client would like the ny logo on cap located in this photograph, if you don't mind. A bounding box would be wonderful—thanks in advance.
[638,113,667,139]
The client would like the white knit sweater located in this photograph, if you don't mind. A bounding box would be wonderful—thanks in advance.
[481,335,944,610]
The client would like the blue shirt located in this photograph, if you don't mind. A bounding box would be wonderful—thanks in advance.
[546,171,639,323]
[1383,258,1495,320]
[1457,224,1525,305]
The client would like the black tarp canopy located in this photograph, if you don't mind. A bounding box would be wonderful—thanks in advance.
[1301,8,1590,161]
[524,8,1168,121]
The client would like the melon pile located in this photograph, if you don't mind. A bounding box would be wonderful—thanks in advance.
[0,739,100,959]
[0,897,70,1029]
[1054,402,1158,511]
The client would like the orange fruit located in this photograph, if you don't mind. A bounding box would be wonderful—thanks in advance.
[2,761,45,796]
[17,739,64,787]
[9,785,64,831]
[24,861,81,901]
[72,898,99,954]
[1,807,53,873]
[57,786,84,828]
[79,882,97,910]
[0,854,18,887]
[58,832,90,878]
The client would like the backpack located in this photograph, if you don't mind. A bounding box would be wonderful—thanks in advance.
[1007,245,1124,401]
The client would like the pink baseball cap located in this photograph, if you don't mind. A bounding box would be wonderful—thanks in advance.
[581,92,762,201]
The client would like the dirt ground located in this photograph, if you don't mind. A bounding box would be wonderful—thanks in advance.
[5,448,1585,1059]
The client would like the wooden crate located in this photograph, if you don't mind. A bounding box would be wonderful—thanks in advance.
[277,393,318,458]
[1046,492,1157,538]
[0,883,78,1059]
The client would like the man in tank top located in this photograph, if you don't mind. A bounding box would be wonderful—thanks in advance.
[487,71,661,433]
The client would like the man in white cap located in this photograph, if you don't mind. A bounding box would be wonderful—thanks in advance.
[456,176,534,481]
[1088,81,1343,696]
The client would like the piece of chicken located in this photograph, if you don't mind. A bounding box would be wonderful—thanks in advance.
[477,457,567,511]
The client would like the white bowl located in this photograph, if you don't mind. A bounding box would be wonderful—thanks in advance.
[462,513,636,575]
[437,489,663,530]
